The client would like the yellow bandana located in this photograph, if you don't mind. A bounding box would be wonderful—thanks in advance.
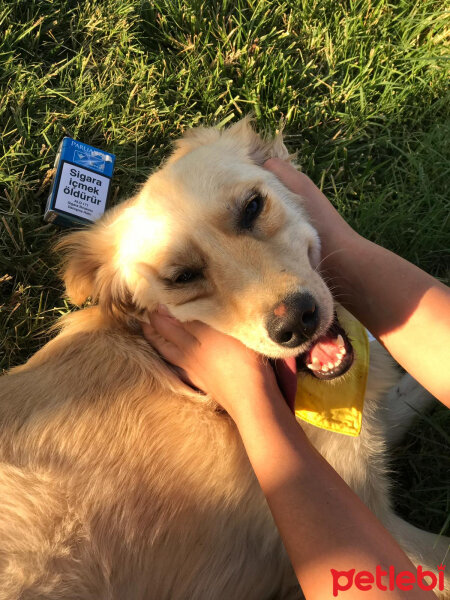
[294,305,370,436]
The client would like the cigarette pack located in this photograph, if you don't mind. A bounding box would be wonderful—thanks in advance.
[44,138,115,227]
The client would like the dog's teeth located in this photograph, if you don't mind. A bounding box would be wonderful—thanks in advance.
[336,352,343,360]
[334,358,341,366]
[322,365,329,372]
[340,347,347,356]
[337,335,344,347]
[327,362,334,369]
[307,358,321,371]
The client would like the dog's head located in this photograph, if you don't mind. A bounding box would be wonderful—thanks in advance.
[59,118,354,381]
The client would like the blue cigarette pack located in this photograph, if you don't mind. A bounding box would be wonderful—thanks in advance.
[44,138,115,227]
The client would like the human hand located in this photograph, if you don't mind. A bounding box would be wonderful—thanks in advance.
[141,306,296,424]
[263,158,361,266]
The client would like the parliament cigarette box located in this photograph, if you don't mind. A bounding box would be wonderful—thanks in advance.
[44,138,115,227]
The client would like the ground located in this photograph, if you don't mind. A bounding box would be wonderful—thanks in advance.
[0,0,449,536]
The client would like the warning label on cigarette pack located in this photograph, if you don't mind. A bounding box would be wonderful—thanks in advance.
[54,162,110,221]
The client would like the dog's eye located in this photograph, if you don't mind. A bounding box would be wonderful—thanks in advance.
[173,269,203,284]
[240,193,265,230]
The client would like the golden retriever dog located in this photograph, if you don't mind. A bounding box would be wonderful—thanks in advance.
[1,118,448,599]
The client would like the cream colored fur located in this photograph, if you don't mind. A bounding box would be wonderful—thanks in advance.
[1,118,448,599]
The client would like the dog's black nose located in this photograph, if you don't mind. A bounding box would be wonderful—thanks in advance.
[266,292,319,348]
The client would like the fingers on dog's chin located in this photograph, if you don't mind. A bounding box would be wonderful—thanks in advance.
[264,157,288,174]
[149,312,180,339]
[141,320,158,341]
[157,341,183,367]
[175,367,197,389]
[182,320,210,340]
[263,157,279,168]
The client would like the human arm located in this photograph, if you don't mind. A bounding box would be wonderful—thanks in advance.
[264,158,450,406]
[237,386,437,600]
[142,313,436,599]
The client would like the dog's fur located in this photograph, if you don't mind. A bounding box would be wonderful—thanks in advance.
[1,119,448,599]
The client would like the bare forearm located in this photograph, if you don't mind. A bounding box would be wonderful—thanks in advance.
[264,159,450,405]
[324,234,450,405]
[235,390,437,599]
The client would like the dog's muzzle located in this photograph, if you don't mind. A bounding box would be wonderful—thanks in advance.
[266,292,319,348]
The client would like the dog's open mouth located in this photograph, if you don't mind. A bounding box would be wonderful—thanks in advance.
[296,314,355,381]
[272,313,355,413]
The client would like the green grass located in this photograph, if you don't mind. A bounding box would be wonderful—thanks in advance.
[1,0,449,535]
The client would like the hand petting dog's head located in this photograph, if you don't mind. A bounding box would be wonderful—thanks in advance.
[58,118,334,360]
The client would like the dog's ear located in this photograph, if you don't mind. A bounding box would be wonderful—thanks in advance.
[56,228,104,305]
[56,217,134,319]
[225,116,294,165]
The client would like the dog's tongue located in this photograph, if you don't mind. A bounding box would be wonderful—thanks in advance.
[273,357,298,413]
